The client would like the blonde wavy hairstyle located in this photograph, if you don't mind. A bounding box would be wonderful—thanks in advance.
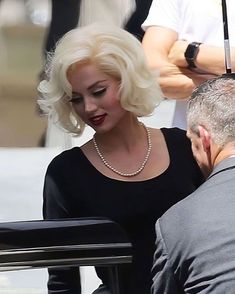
[38,23,163,135]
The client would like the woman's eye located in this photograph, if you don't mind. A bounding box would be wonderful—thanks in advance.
[69,95,83,104]
[93,88,106,97]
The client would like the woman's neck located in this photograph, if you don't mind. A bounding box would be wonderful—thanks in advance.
[94,117,143,151]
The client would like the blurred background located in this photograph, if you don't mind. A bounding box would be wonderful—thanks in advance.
[0,0,49,148]
[0,0,135,148]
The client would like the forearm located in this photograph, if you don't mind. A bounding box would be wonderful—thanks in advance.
[143,30,207,99]
[154,62,213,99]
[169,41,235,75]
[195,44,235,75]
[143,50,197,99]
[158,66,199,99]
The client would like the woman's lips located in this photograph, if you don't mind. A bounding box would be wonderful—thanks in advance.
[89,114,106,126]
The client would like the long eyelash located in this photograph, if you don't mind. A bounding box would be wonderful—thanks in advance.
[94,88,106,96]
[69,97,83,103]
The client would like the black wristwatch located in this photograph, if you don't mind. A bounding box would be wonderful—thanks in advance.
[184,42,202,68]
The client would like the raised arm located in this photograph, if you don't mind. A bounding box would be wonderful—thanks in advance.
[142,26,215,99]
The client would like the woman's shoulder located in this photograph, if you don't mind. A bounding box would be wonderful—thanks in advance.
[160,127,193,157]
[161,127,186,137]
[161,127,189,144]
[47,147,83,172]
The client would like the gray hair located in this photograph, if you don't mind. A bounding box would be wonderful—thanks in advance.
[37,23,163,135]
[187,76,235,147]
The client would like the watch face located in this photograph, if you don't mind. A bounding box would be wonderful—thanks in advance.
[185,44,196,58]
[185,42,201,58]
[184,42,201,68]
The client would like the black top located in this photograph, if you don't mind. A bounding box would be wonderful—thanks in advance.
[43,128,204,294]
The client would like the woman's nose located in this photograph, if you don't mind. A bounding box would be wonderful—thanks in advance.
[84,97,97,113]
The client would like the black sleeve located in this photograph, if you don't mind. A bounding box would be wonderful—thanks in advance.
[47,267,81,294]
[43,173,70,219]
[43,163,81,293]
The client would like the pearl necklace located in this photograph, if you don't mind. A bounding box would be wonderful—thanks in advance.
[93,124,152,177]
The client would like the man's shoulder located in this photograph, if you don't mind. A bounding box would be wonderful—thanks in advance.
[157,182,209,240]
[158,172,234,246]
[162,185,202,218]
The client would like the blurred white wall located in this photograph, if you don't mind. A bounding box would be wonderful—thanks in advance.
[79,0,135,26]
[0,0,51,26]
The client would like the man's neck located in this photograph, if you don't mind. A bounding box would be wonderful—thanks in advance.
[213,143,235,166]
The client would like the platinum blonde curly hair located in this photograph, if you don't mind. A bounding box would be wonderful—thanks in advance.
[38,23,163,135]
[187,76,235,147]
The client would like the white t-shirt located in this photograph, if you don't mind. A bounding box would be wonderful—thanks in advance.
[142,0,235,129]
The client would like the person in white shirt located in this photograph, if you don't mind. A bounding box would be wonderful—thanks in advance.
[142,0,235,129]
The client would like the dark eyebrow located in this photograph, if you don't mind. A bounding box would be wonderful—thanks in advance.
[87,80,107,90]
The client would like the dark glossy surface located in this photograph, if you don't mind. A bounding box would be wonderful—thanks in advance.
[0,217,132,271]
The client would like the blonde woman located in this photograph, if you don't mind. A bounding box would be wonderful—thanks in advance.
[38,23,204,294]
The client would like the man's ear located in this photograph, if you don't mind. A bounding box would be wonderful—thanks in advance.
[198,125,211,152]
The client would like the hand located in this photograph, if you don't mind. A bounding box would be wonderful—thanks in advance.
[168,40,189,67]
[157,62,216,99]
[157,62,197,99]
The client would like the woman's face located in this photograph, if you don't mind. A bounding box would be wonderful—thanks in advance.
[67,63,128,133]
